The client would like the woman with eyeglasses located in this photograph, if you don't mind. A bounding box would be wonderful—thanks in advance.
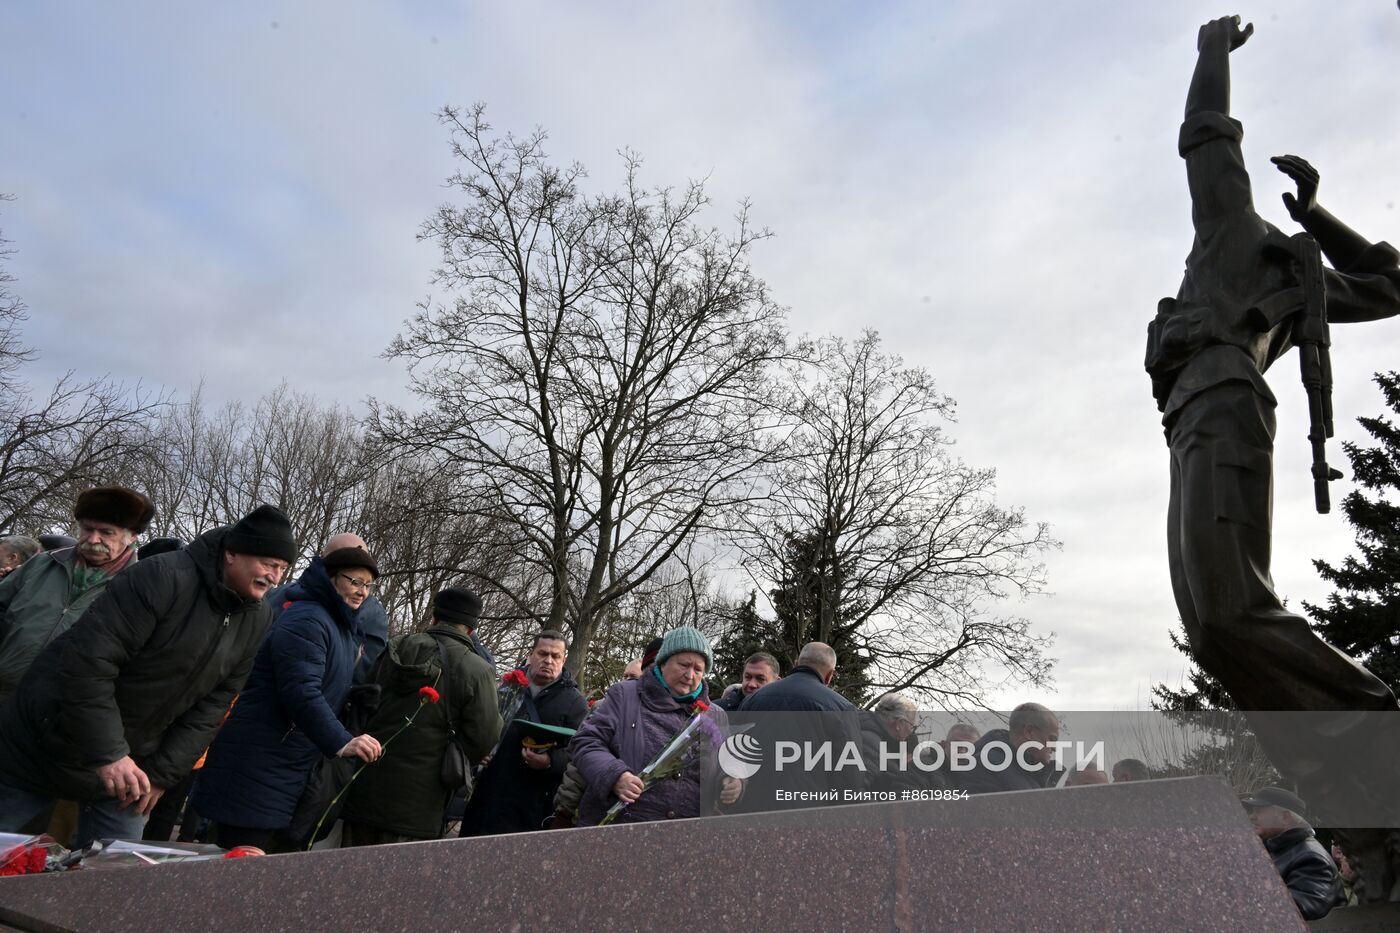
[191,546,384,851]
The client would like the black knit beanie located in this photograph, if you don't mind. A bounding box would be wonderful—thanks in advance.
[225,505,298,564]
[433,587,483,627]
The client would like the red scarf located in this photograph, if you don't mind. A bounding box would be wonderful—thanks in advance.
[76,544,136,576]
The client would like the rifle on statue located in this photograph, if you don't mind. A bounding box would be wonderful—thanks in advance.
[1286,232,1343,513]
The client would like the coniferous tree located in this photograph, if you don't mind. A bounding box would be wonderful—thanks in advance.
[1303,371,1400,695]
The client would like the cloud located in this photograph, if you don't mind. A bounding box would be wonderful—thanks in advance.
[3,0,1399,708]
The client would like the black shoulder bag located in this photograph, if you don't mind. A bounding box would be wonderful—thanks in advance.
[432,636,472,794]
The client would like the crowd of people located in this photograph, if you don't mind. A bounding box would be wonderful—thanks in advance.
[0,485,1354,919]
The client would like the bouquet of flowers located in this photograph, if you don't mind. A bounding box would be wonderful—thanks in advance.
[0,833,59,876]
[598,700,714,826]
[499,668,530,721]
[474,668,531,780]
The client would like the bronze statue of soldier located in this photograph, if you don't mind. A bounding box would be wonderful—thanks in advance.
[1147,16,1400,901]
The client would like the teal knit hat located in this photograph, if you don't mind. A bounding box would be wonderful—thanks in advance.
[656,625,712,671]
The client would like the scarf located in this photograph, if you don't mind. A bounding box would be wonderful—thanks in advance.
[652,664,703,703]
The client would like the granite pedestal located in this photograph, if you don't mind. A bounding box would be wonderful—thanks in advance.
[0,777,1307,932]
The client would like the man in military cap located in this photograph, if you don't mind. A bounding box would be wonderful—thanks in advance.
[0,486,155,702]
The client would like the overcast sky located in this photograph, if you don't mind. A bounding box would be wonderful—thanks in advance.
[4,2,1399,709]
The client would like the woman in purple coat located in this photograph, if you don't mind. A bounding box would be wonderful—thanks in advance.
[570,626,741,825]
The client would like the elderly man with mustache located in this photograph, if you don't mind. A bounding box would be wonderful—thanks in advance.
[0,486,155,703]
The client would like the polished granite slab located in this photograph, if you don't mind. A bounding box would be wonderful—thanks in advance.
[0,777,1306,932]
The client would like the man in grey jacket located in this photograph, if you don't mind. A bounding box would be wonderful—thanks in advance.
[0,486,154,702]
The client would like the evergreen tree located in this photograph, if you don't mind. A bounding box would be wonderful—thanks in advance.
[709,532,876,706]
[709,591,774,695]
[1150,622,1233,714]
[1151,621,1280,789]
[1303,371,1400,695]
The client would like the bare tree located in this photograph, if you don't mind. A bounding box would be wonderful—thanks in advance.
[0,195,35,396]
[373,105,792,676]
[737,331,1057,709]
[0,374,168,533]
[0,199,171,534]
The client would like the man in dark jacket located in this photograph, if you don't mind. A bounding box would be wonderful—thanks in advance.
[739,643,852,714]
[860,692,939,793]
[735,642,864,810]
[955,703,1059,795]
[460,630,588,836]
[192,546,383,850]
[342,587,501,844]
[1243,786,1344,921]
[716,651,781,712]
[0,504,296,846]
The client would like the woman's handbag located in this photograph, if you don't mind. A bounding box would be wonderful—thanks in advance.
[279,683,381,849]
[431,637,472,794]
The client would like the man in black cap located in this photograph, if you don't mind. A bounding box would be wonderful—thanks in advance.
[136,537,184,562]
[341,587,502,845]
[0,504,297,845]
[1242,786,1344,921]
[0,485,155,702]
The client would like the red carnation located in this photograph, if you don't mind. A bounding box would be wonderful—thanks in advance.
[504,669,529,688]
[222,846,264,859]
[587,698,597,708]
[419,685,441,704]
[692,699,710,713]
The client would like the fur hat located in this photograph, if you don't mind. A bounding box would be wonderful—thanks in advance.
[73,486,155,533]
[323,546,379,580]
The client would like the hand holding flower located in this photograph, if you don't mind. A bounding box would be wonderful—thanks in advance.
[613,771,645,803]
[337,733,383,762]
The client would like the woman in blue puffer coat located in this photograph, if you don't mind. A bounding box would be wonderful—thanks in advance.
[192,547,383,850]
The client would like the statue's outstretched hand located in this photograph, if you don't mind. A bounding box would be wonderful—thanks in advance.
[1198,15,1253,52]
[1272,154,1320,221]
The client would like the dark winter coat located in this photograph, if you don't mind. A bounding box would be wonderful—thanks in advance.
[0,527,272,800]
[858,710,939,793]
[731,666,865,810]
[571,671,726,826]
[738,666,855,714]
[0,546,127,700]
[1264,825,1344,921]
[342,625,501,839]
[953,728,1052,795]
[192,557,362,830]
[459,669,588,836]
[269,589,496,684]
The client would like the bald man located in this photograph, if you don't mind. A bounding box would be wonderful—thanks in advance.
[733,642,862,811]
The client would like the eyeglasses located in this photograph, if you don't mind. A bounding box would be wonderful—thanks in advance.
[336,573,376,593]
